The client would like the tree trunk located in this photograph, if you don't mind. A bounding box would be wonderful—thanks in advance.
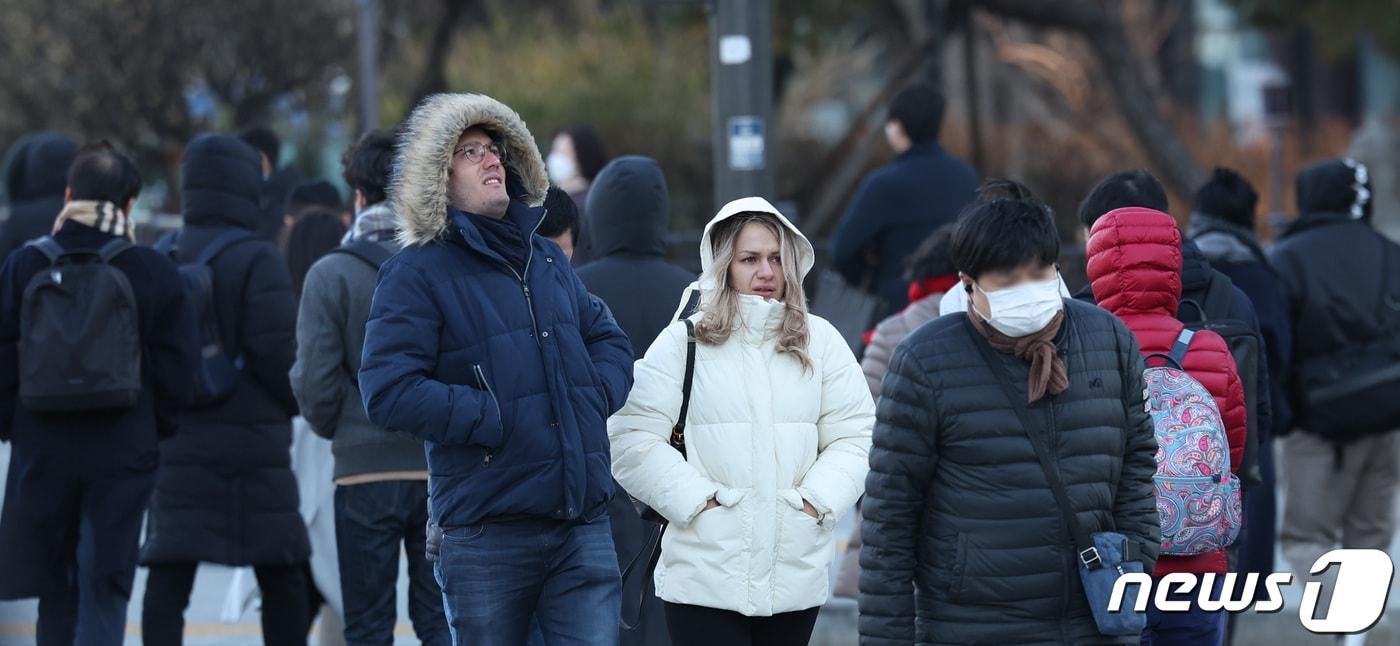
[411,0,471,105]
[968,0,1208,197]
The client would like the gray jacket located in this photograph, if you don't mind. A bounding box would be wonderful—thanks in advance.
[291,238,426,480]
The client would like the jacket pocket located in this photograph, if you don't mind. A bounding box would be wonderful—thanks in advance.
[472,363,505,455]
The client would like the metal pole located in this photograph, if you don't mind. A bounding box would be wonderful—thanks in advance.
[709,0,774,211]
[356,0,381,134]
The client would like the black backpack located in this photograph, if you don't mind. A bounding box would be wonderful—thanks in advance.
[18,237,142,412]
[154,229,254,407]
[1294,235,1400,442]
[1178,273,1265,488]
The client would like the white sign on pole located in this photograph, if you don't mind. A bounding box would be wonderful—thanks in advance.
[728,116,765,171]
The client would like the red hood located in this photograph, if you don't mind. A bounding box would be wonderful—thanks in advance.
[1085,207,1183,319]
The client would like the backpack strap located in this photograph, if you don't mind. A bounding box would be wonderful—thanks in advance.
[153,230,177,256]
[25,237,65,265]
[195,229,255,266]
[1201,274,1235,321]
[97,238,133,263]
[1168,328,1195,368]
[329,240,394,271]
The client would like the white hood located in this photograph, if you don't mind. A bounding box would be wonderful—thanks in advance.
[695,196,814,295]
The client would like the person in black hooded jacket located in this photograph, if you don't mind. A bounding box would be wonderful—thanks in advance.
[0,131,78,261]
[575,155,693,646]
[577,156,695,358]
[140,133,311,645]
[1271,158,1400,586]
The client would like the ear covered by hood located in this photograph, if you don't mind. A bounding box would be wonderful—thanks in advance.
[1085,206,1183,318]
[1,131,77,203]
[390,93,549,246]
[696,196,814,294]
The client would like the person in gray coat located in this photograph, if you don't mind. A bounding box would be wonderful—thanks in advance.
[290,129,449,645]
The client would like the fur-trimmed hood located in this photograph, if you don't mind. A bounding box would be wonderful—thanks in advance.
[390,93,549,246]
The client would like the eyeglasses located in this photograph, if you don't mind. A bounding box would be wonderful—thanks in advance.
[454,141,506,165]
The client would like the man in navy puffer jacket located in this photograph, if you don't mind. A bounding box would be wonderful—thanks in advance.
[359,93,633,645]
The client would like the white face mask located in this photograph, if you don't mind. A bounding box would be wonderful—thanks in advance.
[971,274,1064,337]
[547,152,579,184]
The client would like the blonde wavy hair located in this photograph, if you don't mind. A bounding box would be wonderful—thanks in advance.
[694,212,812,372]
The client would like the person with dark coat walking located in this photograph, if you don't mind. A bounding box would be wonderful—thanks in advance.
[139,134,311,646]
[859,195,1160,645]
[831,83,979,314]
[575,155,693,646]
[577,156,696,359]
[1187,168,1293,590]
[0,142,199,645]
[0,131,78,261]
[1271,158,1400,585]
[358,93,634,645]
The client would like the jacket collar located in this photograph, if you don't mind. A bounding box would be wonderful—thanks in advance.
[735,293,786,345]
[447,200,545,271]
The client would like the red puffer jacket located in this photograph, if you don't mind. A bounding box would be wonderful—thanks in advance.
[1086,206,1247,577]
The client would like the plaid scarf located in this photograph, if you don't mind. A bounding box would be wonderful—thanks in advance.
[343,201,397,244]
[52,200,136,241]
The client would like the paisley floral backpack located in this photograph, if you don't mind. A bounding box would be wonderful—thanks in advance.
[1143,329,1243,555]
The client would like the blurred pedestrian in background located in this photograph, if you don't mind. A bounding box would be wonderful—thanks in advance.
[0,131,77,261]
[831,82,978,316]
[0,141,198,645]
[548,124,611,266]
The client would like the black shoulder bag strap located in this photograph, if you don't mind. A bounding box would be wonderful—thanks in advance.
[621,318,696,630]
[967,320,1112,570]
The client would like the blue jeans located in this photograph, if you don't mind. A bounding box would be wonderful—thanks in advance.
[435,512,621,646]
[1142,574,1226,646]
[335,480,449,645]
[21,471,154,646]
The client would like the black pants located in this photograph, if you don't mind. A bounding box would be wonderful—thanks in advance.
[335,480,449,645]
[663,602,820,646]
[142,562,308,646]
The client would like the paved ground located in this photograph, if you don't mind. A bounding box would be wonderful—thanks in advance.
[4,440,1400,645]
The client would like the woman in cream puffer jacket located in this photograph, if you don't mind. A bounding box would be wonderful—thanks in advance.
[609,197,874,645]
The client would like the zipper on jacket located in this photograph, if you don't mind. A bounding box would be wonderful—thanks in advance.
[461,207,548,464]
[473,363,502,466]
[1045,392,1069,621]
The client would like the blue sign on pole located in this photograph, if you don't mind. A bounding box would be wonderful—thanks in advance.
[728,116,765,171]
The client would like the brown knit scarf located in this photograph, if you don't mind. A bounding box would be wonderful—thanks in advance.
[969,309,1069,403]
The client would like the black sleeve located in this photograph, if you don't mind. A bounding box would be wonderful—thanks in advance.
[240,245,299,417]
[859,343,939,646]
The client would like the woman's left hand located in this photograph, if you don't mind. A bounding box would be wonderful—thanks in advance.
[802,499,820,519]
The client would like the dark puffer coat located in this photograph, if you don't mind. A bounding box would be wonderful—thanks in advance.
[140,134,309,566]
[859,300,1159,645]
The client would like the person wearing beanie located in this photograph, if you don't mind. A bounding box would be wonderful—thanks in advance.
[1187,169,1294,607]
[140,133,311,644]
[1271,158,1400,591]
[540,185,581,260]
